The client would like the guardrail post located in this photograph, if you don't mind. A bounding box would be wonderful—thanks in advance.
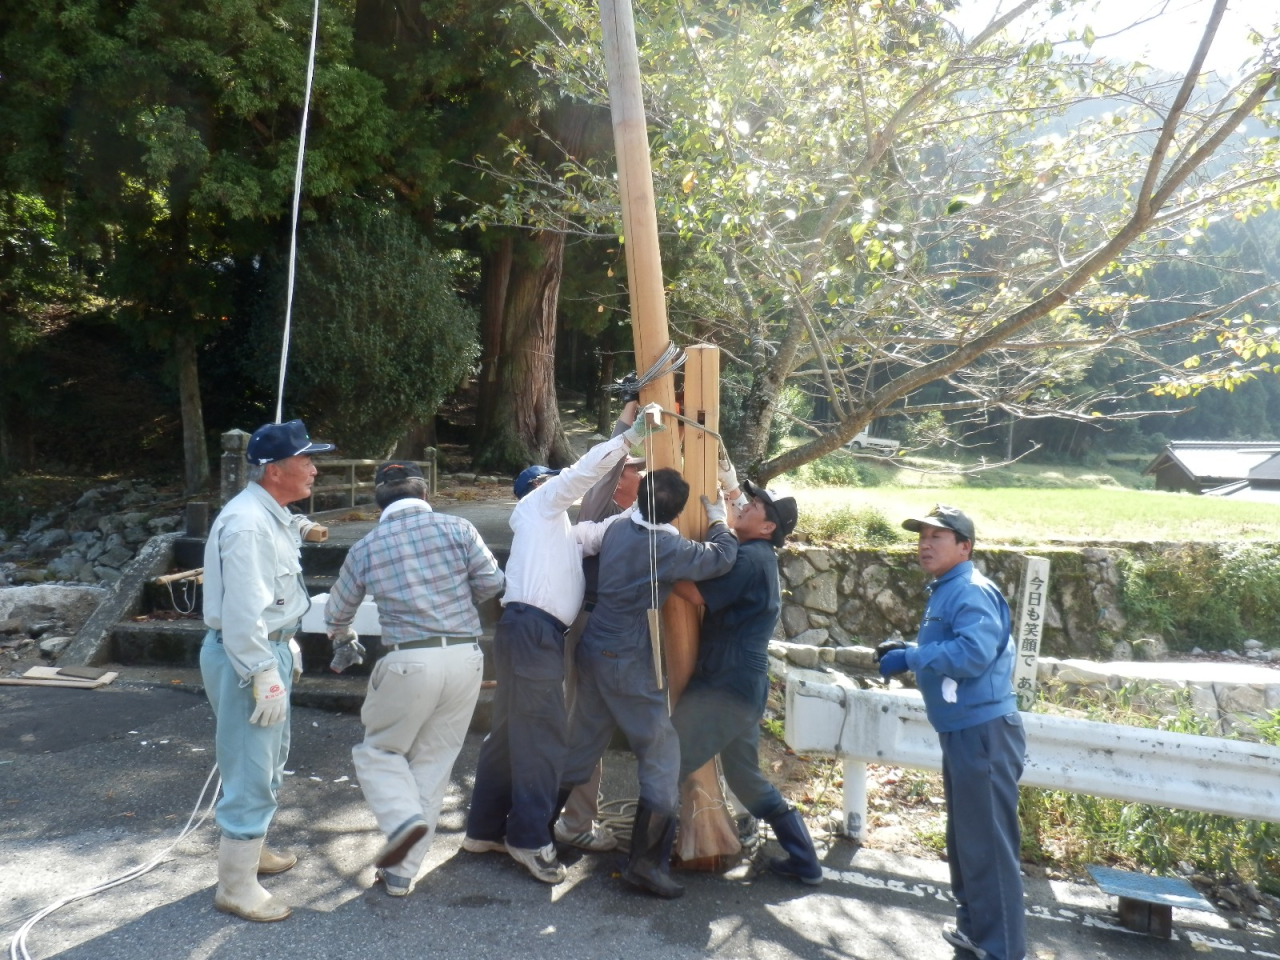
[1013,556,1051,710]
[348,462,357,507]
[842,758,868,841]
[220,429,250,505]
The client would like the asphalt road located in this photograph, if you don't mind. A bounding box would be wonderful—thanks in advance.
[2,681,1276,960]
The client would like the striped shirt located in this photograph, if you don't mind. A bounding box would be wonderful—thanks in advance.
[325,499,504,646]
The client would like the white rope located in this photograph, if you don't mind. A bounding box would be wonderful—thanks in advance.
[274,0,322,424]
[9,765,222,960]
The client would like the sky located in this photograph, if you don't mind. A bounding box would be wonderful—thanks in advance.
[947,0,1279,78]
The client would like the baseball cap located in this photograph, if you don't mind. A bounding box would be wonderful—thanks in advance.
[514,465,561,499]
[245,420,334,465]
[901,504,975,540]
[742,480,798,547]
[375,461,425,485]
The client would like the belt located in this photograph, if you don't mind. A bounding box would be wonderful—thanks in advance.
[504,601,570,640]
[214,626,296,645]
[385,636,478,652]
[504,602,569,635]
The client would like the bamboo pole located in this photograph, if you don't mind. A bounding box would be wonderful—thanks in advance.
[598,0,740,868]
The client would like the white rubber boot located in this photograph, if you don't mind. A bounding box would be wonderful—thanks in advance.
[215,836,291,922]
[257,842,298,875]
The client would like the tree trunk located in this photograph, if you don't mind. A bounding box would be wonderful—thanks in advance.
[472,105,595,471]
[476,235,512,440]
[175,328,210,494]
[472,227,575,469]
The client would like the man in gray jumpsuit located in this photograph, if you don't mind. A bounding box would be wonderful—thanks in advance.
[558,468,737,898]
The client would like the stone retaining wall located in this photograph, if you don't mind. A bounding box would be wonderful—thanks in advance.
[776,544,1123,660]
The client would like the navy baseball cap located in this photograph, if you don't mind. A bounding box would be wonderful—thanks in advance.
[514,465,560,499]
[742,480,798,547]
[245,420,334,465]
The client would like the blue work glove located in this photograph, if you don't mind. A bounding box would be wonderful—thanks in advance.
[877,648,910,678]
[874,637,907,662]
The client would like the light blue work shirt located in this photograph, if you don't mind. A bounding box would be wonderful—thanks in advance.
[203,482,310,681]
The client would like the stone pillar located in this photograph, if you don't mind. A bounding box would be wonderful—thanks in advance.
[220,429,250,505]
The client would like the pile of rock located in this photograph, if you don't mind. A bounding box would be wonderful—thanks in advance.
[0,480,183,587]
[0,583,108,660]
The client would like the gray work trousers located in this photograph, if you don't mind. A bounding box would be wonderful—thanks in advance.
[561,645,679,815]
[941,712,1027,960]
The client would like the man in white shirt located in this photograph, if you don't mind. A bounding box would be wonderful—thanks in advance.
[201,419,332,922]
[463,412,654,884]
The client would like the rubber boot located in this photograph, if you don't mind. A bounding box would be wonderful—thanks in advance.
[215,836,292,921]
[767,807,823,885]
[620,801,684,899]
[257,842,298,875]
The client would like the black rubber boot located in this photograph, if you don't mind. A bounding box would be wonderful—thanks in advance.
[767,807,823,885]
[620,801,684,899]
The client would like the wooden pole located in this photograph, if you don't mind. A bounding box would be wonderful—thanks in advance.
[598,0,740,868]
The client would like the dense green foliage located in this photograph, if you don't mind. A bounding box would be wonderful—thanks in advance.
[276,210,479,456]
[1119,544,1280,649]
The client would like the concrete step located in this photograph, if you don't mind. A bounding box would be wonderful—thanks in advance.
[110,618,497,680]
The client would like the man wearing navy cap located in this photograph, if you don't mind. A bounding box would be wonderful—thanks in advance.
[877,504,1025,960]
[464,405,658,885]
[201,419,333,922]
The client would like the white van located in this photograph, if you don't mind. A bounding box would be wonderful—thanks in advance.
[846,430,899,454]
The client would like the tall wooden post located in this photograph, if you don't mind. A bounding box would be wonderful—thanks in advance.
[598,0,740,867]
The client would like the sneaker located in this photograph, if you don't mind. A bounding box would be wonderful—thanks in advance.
[554,819,618,852]
[375,868,413,897]
[461,836,507,854]
[941,924,986,958]
[505,841,567,883]
[375,816,429,869]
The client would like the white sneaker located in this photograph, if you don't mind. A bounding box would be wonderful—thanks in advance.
[941,924,987,958]
[554,819,619,852]
[461,836,507,854]
[505,841,567,883]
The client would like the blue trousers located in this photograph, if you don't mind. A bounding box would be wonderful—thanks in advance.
[941,712,1027,960]
[562,644,679,815]
[672,687,787,821]
[466,604,568,850]
[200,630,296,841]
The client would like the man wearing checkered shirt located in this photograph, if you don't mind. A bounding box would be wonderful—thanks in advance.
[325,461,504,897]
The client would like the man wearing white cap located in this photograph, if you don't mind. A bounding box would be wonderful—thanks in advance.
[201,419,332,922]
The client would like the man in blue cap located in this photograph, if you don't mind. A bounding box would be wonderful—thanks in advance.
[201,419,333,922]
[464,406,659,884]
[877,504,1026,960]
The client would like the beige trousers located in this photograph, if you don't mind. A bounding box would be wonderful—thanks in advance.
[352,643,483,879]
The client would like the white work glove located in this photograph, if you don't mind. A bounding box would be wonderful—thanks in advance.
[717,456,739,496]
[622,402,664,445]
[249,665,288,727]
[288,637,303,684]
[701,492,728,526]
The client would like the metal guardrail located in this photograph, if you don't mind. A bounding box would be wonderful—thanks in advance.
[785,668,1280,840]
[306,453,437,514]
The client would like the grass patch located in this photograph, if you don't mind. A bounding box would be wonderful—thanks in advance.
[781,486,1280,543]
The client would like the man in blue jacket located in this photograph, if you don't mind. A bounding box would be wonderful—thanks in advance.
[877,505,1026,960]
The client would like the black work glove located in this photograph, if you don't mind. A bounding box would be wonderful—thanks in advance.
[874,638,907,663]
[618,372,641,404]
